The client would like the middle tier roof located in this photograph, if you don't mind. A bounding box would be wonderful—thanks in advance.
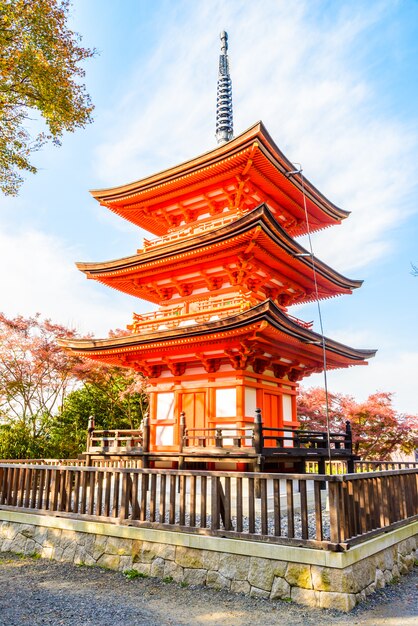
[77,203,361,307]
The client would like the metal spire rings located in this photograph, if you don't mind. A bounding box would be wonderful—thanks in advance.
[216,31,233,144]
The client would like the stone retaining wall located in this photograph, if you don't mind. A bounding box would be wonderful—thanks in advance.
[0,511,416,612]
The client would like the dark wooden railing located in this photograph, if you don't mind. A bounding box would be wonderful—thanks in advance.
[355,460,418,472]
[88,429,144,452]
[0,463,416,551]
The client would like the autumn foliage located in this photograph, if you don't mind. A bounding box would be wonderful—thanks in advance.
[297,387,418,460]
[0,313,147,458]
[0,0,95,194]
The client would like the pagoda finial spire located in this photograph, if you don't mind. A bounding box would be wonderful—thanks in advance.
[216,31,233,144]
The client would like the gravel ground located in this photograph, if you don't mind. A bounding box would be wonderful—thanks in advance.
[0,553,416,626]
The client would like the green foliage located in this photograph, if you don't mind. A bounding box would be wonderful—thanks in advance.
[124,569,147,579]
[51,369,148,457]
[0,422,50,459]
[162,576,174,584]
[0,0,95,194]
[0,312,148,459]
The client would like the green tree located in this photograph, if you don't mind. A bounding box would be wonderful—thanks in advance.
[51,367,148,458]
[0,0,95,195]
[0,312,148,459]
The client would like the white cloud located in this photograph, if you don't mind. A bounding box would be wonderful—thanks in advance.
[94,0,417,275]
[0,227,147,336]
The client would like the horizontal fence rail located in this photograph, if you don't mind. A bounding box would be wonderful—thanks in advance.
[0,464,416,551]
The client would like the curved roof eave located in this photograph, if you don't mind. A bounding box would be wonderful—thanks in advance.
[59,300,377,362]
[89,121,349,222]
[76,203,362,292]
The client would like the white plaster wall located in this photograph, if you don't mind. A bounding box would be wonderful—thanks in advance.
[156,425,174,446]
[283,394,293,422]
[245,387,257,418]
[156,393,174,420]
[215,388,236,417]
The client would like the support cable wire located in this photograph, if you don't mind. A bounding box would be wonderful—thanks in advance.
[288,166,332,466]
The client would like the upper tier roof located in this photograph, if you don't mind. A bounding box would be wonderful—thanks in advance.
[76,203,361,306]
[90,122,349,237]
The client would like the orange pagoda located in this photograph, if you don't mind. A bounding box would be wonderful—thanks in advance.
[62,33,375,469]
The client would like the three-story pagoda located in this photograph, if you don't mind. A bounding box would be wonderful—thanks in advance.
[61,33,376,459]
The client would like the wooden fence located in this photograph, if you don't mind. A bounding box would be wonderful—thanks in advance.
[0,463,416,551]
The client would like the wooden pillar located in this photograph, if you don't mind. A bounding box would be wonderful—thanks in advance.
[178,411,186,470]
[142,415,150,469]
[253,408,264,497]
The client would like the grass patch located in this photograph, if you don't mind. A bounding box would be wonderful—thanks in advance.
[162,575,174,584]
[124,569,148,580]
[180,581,188,588]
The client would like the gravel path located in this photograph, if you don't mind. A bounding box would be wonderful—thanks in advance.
[0,553,416,626]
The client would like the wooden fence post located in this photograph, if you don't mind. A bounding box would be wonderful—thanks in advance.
[142,416,150,470]
[345,420,352,452]
[179,411,186,453]
[253,408,264,454]
[253,408,264,497]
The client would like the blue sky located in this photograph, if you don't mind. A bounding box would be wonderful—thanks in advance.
[1,0,418,415]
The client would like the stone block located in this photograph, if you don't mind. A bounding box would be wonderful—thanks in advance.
[52,546,64,561]
[183,568,207,586]
[150,557,165,578]
[97,554,120,570]
[33,527,48,545]
[132,562,151,577]
[91,535,108,561]
[230,580,251,595]
[61,543,77,563]
[132,539,143,562]
[270,576,291,600]
[218,553,249,580]
[206,570,231,590]
[285,563,312,590]
[249,586,270,599]
[40,546,53,560]
[272,560,287,578]
[45,529,62,548]
[74,547,95,567]
[364,582,376,596]
[141,541,176,563]
[319,591,356,612]
[106,537,132,556]
[383,569,393,584]
[24,539,37,555]
[391,564,400,580]
[248,557,275,591]
[374,569,385,589]
[60,530,77,550]
[291,587,319,608]
[119,555,133,572]
[163,560,183,583]
[356,590,367,605]
[13,534,29,553]
[311,566,351,592]
[0,540,12,552]
[175,546,218,570]
[351,558,376,591]
[19,525,36,539]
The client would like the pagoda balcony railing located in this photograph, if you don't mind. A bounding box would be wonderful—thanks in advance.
[128,298,312,334]
[286,313,313,330]
[127,296,254,333]
[140,211,241,251]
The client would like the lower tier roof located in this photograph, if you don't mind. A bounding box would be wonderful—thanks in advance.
[60,300,376,381]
